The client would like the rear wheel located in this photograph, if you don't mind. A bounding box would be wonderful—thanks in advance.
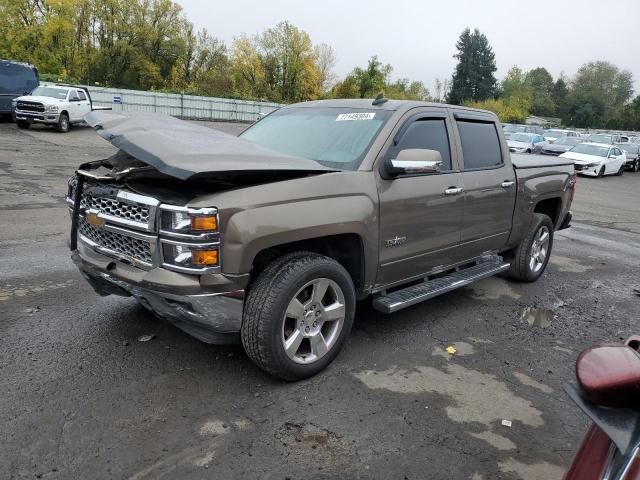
[56,113,69,133]
[241,252,355,381]
[16,120,30,129]
[508,213,554,282]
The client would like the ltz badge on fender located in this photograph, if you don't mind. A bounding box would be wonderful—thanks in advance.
[385,236,407,248]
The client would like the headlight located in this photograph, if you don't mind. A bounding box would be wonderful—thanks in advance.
[585,162,600,167]
[159,205,220,273]
[45,105,59,113]
[161,240,219,272]
[160,206,218,235]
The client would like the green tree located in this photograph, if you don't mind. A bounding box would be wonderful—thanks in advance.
[258,21,321,102]
[568,61,634,127]
[551,77,569,121]
[524,67,555,116]
[448,28,497,104]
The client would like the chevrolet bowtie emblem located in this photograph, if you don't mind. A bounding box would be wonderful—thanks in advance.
[85,212,105,229]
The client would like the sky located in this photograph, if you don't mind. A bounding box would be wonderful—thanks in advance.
[174,0,640,93]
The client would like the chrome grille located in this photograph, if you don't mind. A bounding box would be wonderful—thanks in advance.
[83,194,150,224]
[78,218,153,265]
[69,180,151,226]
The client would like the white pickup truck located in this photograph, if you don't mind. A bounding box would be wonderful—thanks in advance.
[13,84,98,133]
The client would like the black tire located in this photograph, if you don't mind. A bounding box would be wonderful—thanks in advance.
[57,113,69,133]
[241,252,355,381]
[508,213,554,282]
[16,120,30,129]
[616,164,624,176]
[597,166,605,178]
[634,160,639,173]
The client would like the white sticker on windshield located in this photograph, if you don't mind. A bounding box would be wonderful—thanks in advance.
[336,112,376,121]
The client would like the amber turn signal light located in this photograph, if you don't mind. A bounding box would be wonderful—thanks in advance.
[191,215,217,231]
[191,249,218,266]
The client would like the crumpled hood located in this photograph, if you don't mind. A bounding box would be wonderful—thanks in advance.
[84,110,336,180]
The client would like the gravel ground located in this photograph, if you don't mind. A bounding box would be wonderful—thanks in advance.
[1,121,639,480]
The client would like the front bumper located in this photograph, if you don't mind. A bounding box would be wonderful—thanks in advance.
[15,110,60,124]
[72,250,245,344]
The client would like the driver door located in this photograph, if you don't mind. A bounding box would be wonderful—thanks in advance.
[376,109,466,287]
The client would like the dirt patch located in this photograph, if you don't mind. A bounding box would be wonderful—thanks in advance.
[276,422,355,468]
[498,458,565,480]
[467,277,522,300]
[550,256,594,273]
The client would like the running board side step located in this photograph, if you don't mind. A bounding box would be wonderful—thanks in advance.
[372,256,510,314]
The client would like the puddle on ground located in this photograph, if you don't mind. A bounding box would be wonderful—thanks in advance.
[519,307,554,328]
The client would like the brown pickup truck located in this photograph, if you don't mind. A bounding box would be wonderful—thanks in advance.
[67,99,576,380]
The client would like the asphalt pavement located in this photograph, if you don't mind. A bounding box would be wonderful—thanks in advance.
[1,121,640,480]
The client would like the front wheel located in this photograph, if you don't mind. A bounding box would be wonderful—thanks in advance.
[241,252,355,381]
[16,120,30,129]
[597,166,605,178]
[633,160,639,173]
[616,164,624,176]
[56,113,69,133]
[508,213,554,282]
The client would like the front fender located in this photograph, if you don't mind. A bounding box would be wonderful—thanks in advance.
[221,195,378,279]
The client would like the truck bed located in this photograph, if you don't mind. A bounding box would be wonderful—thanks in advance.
[511,153,575,169]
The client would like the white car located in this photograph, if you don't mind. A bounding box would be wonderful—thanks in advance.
[507,133,546,153]
[14,85,93,133]
[560,143,626,177]
[544,129,580,142]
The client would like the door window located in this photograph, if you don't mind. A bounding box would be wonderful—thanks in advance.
[457,121,503,170]
[77,90,87,101]
[389,118,452,171]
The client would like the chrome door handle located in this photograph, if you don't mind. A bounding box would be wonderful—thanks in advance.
[501,181,516,188]
[444,187,464,195]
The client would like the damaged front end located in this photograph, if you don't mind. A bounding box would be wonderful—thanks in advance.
[69,111,334,343]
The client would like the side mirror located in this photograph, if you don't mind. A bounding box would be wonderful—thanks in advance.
[576,342,640,408]
[384,149,443,177]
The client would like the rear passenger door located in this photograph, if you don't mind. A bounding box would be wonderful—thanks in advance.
[376,109,466,286]
[451,113,517,258]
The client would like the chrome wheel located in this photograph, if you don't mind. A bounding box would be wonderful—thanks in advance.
[282,278,346,365]
[529,226,550,273]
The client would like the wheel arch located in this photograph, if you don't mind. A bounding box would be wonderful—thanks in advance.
[533,197,562,227]
[248,233,366,293]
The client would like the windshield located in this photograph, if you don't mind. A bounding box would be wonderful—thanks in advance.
[31,86,69,100]
[0,62,38,94]
[569,143,609,157]
[503,124,525,133]
[555,137,581,146]
[588,134,613,144]
[240,107,392,170]
[511,133,531,142]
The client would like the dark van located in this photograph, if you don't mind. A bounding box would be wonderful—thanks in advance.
[0,60,39,117]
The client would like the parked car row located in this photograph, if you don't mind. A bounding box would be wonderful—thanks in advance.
[505,128,640,177]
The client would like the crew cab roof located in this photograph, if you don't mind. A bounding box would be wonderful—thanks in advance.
[282,98,497,117]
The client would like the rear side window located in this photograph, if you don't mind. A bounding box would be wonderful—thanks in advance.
[390,118,452,171]
[457,121,503,169]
